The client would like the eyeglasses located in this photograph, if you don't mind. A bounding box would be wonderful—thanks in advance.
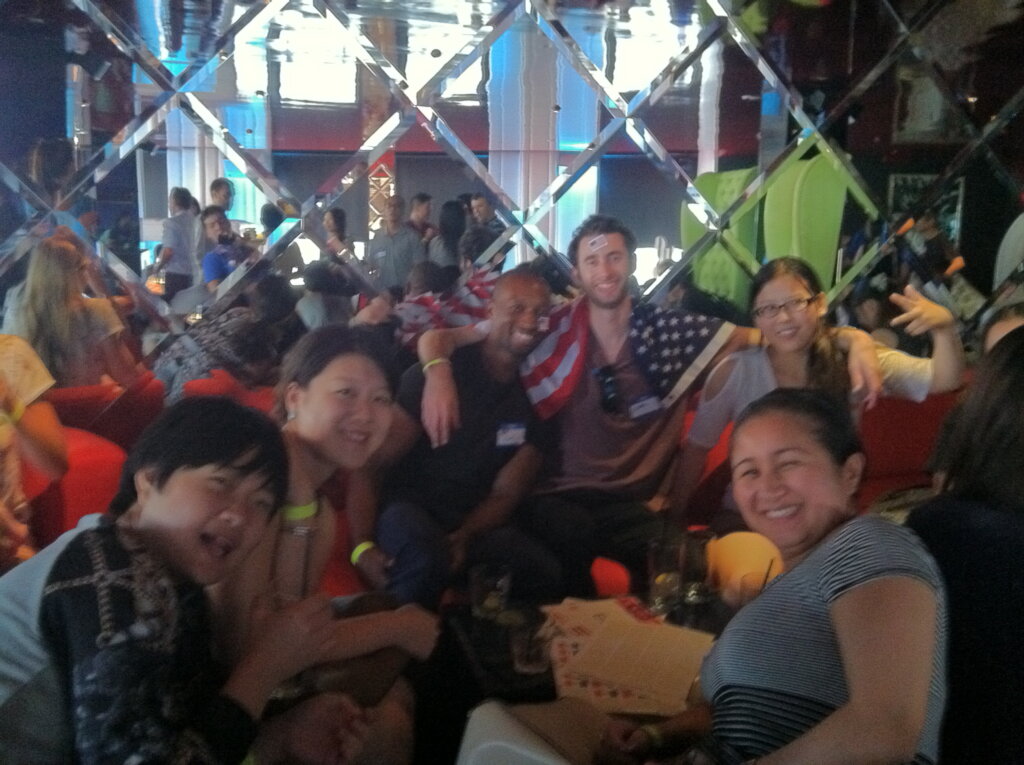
[594,365,622,414]
[751,296,816,320]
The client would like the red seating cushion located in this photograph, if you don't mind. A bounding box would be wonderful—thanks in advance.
[42,384,119,428]
[27,427,126,547]
[857,389,961,510]
[183,369,275,414]
[44,372,164,451]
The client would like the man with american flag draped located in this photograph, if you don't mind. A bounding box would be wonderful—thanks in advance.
[418,215,881,596]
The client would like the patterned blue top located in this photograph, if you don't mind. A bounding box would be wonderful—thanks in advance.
[0,516,256,764]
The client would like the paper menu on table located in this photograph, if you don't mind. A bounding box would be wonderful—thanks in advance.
[543,598,715,716]
[553,649,675,714]
[568,617,713,707]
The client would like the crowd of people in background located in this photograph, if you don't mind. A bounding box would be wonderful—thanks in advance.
[0,139,1022,764]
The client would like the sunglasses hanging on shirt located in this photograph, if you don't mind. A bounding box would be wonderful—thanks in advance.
[594,365,623,414]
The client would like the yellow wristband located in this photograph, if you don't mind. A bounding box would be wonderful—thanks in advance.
[282,500,317,522]
[640,724,664,749]
[350,540,377,566]
[422,357,451,373]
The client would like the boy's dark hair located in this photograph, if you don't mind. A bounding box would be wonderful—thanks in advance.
[260,202,285,233]
[201,205,226,224]
[410,192,432,207]
[274,325,399,420]
[566,215,637,266]
[109,397,288,516]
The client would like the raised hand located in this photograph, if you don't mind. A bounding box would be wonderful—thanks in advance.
[889,284,955,336]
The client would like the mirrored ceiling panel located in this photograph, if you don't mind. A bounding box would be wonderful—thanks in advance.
[544,0,709,101]
[0,4,144,201]
[905,0,1024,130]
[1,0,1022,319]
[337,0,513,95]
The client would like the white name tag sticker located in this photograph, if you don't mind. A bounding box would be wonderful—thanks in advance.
[496,423,527,447]
[628,395,663,420]
[373,250,387,260]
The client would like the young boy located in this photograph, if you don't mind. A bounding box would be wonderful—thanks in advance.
[0,397,350,763]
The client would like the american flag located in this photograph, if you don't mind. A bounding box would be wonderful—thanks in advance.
[393,265,502,349]
[521,299,734,420]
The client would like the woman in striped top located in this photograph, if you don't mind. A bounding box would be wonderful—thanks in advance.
[607,389,947,764]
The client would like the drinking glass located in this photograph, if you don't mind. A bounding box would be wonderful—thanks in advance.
[648,536,684,615]
[509,615,551,674]
[681,528,714,605]
[469,563,511,620]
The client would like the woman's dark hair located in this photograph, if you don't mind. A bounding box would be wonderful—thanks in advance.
[303,260,355,296]
[274,325,398,420]
[438,200,466,262]
[406,261,450,296]
[248,273,297,324]
[733,388,864,467]
[325,207,347,239]
[27,137,74,195]
[750,257,850,405]
[458,225,499,265]
[109,397,288,516]
[941,325,1024,514]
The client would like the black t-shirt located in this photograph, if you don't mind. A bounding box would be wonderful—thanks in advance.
[906,496,1024,763]
[385,344,554,530]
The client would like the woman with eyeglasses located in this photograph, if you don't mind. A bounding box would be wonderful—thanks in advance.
[672,257,962,527]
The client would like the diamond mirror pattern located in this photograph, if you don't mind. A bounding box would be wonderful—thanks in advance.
[1,0,1022,327]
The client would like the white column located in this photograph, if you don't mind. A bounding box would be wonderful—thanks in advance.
[487,11,601,262]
